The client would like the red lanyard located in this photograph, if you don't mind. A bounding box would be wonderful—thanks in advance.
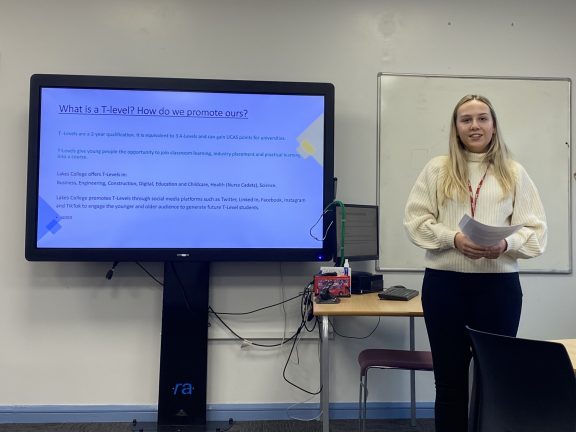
[467,167,489,219]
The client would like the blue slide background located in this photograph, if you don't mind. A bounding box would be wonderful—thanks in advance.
[37,88,326,249]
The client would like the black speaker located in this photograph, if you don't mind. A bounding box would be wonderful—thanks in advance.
[351,272,383,294]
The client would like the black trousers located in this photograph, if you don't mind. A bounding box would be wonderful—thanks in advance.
[422,268,522,432]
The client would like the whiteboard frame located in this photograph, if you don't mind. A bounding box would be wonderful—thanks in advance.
[376,73,572,274]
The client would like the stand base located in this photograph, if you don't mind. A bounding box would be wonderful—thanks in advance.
[131,419,233,432]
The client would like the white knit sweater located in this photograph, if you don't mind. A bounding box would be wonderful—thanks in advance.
[404,152,547,273]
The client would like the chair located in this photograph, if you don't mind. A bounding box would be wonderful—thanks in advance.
[358,348,433,431]
[467,327,576,432]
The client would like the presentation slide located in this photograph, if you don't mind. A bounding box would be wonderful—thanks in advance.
[36,88,326,249]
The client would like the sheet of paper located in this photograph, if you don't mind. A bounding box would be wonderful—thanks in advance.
[458,214,522,247]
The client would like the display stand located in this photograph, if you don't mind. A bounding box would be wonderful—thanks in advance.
[132,261,232,432]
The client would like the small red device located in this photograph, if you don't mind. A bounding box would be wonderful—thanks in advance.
[313,275,351,297]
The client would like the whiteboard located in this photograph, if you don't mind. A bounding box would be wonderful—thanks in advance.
[376,74,571,273]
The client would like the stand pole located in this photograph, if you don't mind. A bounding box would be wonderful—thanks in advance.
[132,261,231,432]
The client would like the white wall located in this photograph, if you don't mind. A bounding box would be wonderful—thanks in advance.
[1,0,575,409]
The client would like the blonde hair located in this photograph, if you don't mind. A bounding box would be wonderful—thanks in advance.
[440,94,515,203]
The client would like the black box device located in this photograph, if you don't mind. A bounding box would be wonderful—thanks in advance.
[351,271,383,294]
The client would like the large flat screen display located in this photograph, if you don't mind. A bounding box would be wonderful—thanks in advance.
[25,74,335,262]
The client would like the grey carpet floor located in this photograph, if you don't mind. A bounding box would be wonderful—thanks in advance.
[0,419,435,432]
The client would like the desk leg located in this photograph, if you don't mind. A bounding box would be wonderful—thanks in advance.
[320,316,330,432]
[409,316,416,427]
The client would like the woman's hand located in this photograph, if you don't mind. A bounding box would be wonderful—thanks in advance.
[454,233,507,260]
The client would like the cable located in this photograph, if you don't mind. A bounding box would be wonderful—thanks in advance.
[309,200,347,266]
[281,320,322,395]
[166,261,199,314]
[135,262,164,286]
[132,262,305,348]
[210,293,302,315]
[105,261,119,280]
[210,280,322,394]
[278,281,322,395]
[291,281,315,365]
[208,305,301,348]
[301,282,317,332]
[285,393,323,421]
[332,200,346,266]
[309,211,334,241]
[109,261,164,287]
[329,316,381,339]
[134,261,322,393]
[279,262,288,346]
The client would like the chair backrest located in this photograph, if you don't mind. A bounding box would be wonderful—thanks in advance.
[468,326,576,432]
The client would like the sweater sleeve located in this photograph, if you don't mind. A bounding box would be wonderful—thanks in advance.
[504,163,548,259]
[403,157,459,250]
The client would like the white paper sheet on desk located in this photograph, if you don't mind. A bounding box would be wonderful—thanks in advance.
[458,214,522,247]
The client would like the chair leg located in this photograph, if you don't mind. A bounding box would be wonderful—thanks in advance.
[358,371,368,432]
[358,373,363,432]
[358,366,427,430]
[410,369,416,426]
[363,370,369,432]
[468,360,480,432]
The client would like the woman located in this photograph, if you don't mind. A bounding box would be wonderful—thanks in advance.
[404,94,547,432]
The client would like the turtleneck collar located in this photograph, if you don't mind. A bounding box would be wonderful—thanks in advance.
[465,151,489,163]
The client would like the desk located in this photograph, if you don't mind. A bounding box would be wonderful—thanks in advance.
[550,339,576,372]
[313,292,424,432]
